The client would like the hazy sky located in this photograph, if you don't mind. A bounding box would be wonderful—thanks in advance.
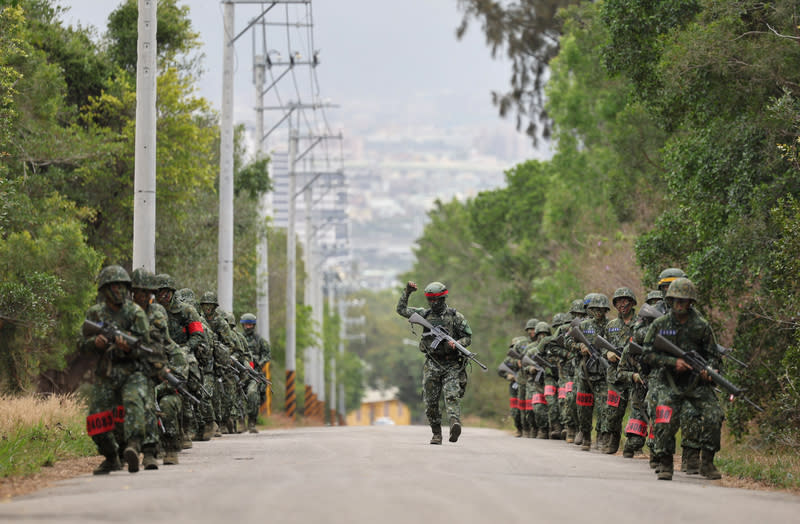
[60,1,521,133]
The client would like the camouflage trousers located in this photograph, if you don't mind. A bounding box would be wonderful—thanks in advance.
[604,381,631,435]
[576,373,607,438]
[560,375,577,429]
[245,379,261,419]
[650,380,723,457]
[422,358,467,426]
[156,391,183,452]
[213,373,238,425]
[544,376,559,430]
[88,370,155,458]
[199,373,216,426]
[525,380,549,432]
[509,382,521,430]
[517,383,533,432]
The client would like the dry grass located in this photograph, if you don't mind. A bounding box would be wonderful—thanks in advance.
[717,430,800,492]
[0,394,87,434]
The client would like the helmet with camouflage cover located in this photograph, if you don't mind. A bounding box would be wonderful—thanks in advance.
[511,335,527,346]
[645,290,663,305]
[587,293,610,310]
[553,312,571,327]
[524,318,540,330]
[569,299,586,315]
[657,268,687,290]
[130,268,155,290]
[98,265,131,289]
[612,287,637,306]
[155,273,177,291]
[535,322,551,336]
[175,288,196,305]
[225,311,236,328]
[665,277,697,302]
[240,313,257,325]
[199,291,218,305]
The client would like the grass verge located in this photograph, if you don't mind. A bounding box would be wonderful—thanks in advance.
[717,430,800,491]
[0,394,95,478]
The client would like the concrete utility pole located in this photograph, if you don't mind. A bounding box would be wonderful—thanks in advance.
[285,127,298,420]
[254,54,271,343]
[132,0,157,272]
[303,184,315,417]
[218,1,235,311]
[327,274,337,424]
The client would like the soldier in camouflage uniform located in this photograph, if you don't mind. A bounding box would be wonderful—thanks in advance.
[155,277,215,441]
[541,316,568,439]
[498,336,526,437]
[562,300,586,444]
[131,269,187,466]
[227,311,251,433]
[517,318,539,437]
[397,281,473,444]
[642,278,724,481]
[645,290,664,306]
[240,313,271,433]
[602,287,638,455]
[525,321,556,439]
[617,302,660,463]
[653,268,686,315]
[81,266,153,474]
[565,293,611,451]
[200,291,240,434]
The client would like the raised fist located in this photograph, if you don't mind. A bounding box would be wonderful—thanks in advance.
[406,281,418,294]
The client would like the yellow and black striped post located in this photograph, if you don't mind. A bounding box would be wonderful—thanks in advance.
[285,370,296,420]
[304,385,314,418]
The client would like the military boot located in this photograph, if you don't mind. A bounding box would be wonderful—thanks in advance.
[430,424,442,445]
[622,441,636,459]
[213,422,222,438]
[605,432,621,455]
[561,428,568,440]
[657,454,674,481]
[581,434,592,452]
[248,416,258,434]
[573,431,584,446]
[536,428,549,439]
[449,419,462,443]
[649,450,659,470]
[181,431,193,449]
[684,447,701,475]
[200,423,214,441]
[226,418,235,434]
[700,450,722,480]
[93,455,122,475]
[163,450,179,465]
[513,427,522,438]
[680,447,688,472]
[123,440,141,473]
[565,427,576,443]
[549,423,563,440]
[237,416,246,434]
[142,446,159,470]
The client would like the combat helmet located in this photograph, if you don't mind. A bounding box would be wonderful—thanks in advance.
[98,265,131,289]
[524,318,540,330]
[225,311,236,328]
[423,282,448,298]
[175,288,196,306]
[587,293,611,310]
[645,290,663,305]
[569,299,586,316]
[612,287,637,306]
[534,322,551,336]
[240,313,257,325]
[199,291,218,305]
[665,277,697,302]
[155,273,177,291]
[130,268,155,290]
[657,268,687,290]
[551,312,568,327]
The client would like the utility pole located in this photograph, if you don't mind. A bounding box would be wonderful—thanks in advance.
[218,1,235,311]
[132,0,157,272]
[285,126,298,420]
[254,54,271,343]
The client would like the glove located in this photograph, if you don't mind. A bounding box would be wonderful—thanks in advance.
[505,373,515,381]
[632,373,643,384]
[405,281,417,294]
[579,343,590,356]
[606,351,619,363]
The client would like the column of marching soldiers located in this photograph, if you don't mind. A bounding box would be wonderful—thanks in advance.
[498,267,740,481]
[80,265,271,474]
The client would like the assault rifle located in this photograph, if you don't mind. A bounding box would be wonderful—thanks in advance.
[716,344,748,368]
[594,335,623,359]
[408,313,488,371]
[498,362,519,382]
[521,355,545,382]
[568,326,610,370]
[507,347,523,360]
[653,335,763,412]
[83,319,201,405]
[229,356,271,386]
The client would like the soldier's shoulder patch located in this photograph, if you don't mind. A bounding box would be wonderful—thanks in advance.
[659,329,677,336]
[583,329,595,335]
[608,327,621,332]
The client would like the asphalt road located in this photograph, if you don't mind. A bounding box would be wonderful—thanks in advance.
[1,425,798,523]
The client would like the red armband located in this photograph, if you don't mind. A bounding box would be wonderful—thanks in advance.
[112,405,126,423]
[557,387,566,399]
[87,411,115,436]
[532,393,547,405]
[607,390,621,407]
[576,392,594,406]
[655,405,673,424]
[188,321,204,334]
[625,418,648,437]
[544,385,556,397]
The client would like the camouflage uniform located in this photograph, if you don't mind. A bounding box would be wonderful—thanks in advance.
[518,319,539,437]
[227,312,252,432]
[523,323,556,438]
[498,336,525,436]
[560,300,586,443]
[603,287,638,454]
[537,320,564,439]
[200,292,240,434]
[81,266,153,474]
[642,278,724,480]
[397,282,472,443]
[241,314,271,432]
[565,294,611,450]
